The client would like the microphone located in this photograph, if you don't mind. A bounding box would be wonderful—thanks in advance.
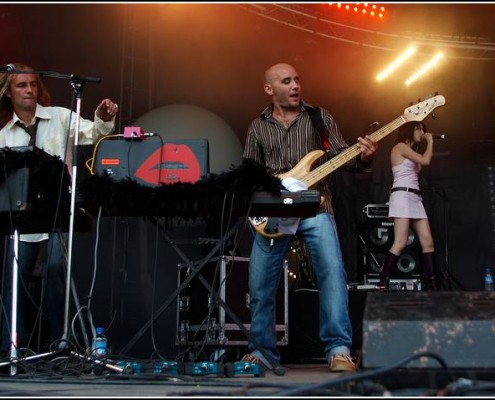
[432,134,446,140]
[0,64,16,73]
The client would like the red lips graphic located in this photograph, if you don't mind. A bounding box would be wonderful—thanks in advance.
[134,143,201,185]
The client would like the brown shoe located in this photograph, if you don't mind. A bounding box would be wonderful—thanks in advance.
[329,354,357,372]
[241,354,263,366]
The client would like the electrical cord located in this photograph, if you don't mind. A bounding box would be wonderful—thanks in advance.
[271,351,450,396]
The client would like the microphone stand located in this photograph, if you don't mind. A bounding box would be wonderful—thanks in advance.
[423,155,465,291]
[40,71,125,371]
[33,70,99,350]
[62,75,88,347]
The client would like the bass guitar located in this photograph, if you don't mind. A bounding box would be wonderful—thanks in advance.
[249,95,446,238]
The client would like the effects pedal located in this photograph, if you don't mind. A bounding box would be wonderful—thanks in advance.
[224,361,266,377]
[184,361,224,377]
[153,360,180,375]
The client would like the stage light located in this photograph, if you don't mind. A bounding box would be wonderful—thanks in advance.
[376,46,416,82]
[327,3,386,21]
[405,52,444,86]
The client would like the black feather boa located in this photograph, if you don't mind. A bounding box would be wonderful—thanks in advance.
[0,146,71,205]
[78,158,283,224]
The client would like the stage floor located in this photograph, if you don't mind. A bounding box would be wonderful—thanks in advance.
[2,291,495,396]
[1,361,495,397]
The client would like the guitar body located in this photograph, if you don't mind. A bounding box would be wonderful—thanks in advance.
[248,95,446,239]
[278,150,326,184]
[248,150,326,239]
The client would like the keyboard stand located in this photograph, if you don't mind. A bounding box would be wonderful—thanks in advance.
[117,216,285,375]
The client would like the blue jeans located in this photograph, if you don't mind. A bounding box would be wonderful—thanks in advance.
[247,213,352,366]
[1,233,66,351]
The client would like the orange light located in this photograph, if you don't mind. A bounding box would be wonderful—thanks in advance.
[327,3,385,21]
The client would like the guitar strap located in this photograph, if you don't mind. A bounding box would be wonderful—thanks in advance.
[307,106,363,174]
[306,106,331,152]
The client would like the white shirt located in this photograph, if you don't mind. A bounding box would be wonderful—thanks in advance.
[0,103,115,242]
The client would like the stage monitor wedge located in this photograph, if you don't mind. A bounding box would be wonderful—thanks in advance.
[362,291,495,368]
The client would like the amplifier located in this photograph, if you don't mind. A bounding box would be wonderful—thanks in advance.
[363,277,422,291]
[362,203,389,219]
[94,138,209,186]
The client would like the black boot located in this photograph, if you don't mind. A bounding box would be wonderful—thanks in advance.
[377,252,399,290]
[422,252,438,291]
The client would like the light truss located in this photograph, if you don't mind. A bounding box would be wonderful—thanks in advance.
[236,3,495,61]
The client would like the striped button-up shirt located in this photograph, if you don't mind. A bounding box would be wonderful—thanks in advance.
[243,101,368,214]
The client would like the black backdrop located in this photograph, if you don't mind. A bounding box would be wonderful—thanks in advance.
[1,3,495,360]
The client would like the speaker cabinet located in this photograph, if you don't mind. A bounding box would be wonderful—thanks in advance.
[358,217,422,281]
[363,291,495,368]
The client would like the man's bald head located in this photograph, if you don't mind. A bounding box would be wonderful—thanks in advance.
[264,63,297,85]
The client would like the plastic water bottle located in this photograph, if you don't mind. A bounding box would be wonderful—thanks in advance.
[93,326,108,358]
[484,268,494,291]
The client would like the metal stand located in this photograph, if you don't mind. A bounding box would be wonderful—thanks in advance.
[0,147,75,373]
[118,217,285,376]
[62,77,85,345]
[358,231,381,282]
[423,152,465,291]
[7,229,20,376]
[0,349,128,375]
[0,349,55,373]
[46,71,125,375]
[0,230,68,375]
[431,187,465,290]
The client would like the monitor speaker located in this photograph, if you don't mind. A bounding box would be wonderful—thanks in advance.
[362,291,495,368]
[359,218,422,280]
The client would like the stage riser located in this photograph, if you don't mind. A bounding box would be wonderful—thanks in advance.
[363,291,495,368]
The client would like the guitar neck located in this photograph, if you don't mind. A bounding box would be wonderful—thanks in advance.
[302,115,407,188]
